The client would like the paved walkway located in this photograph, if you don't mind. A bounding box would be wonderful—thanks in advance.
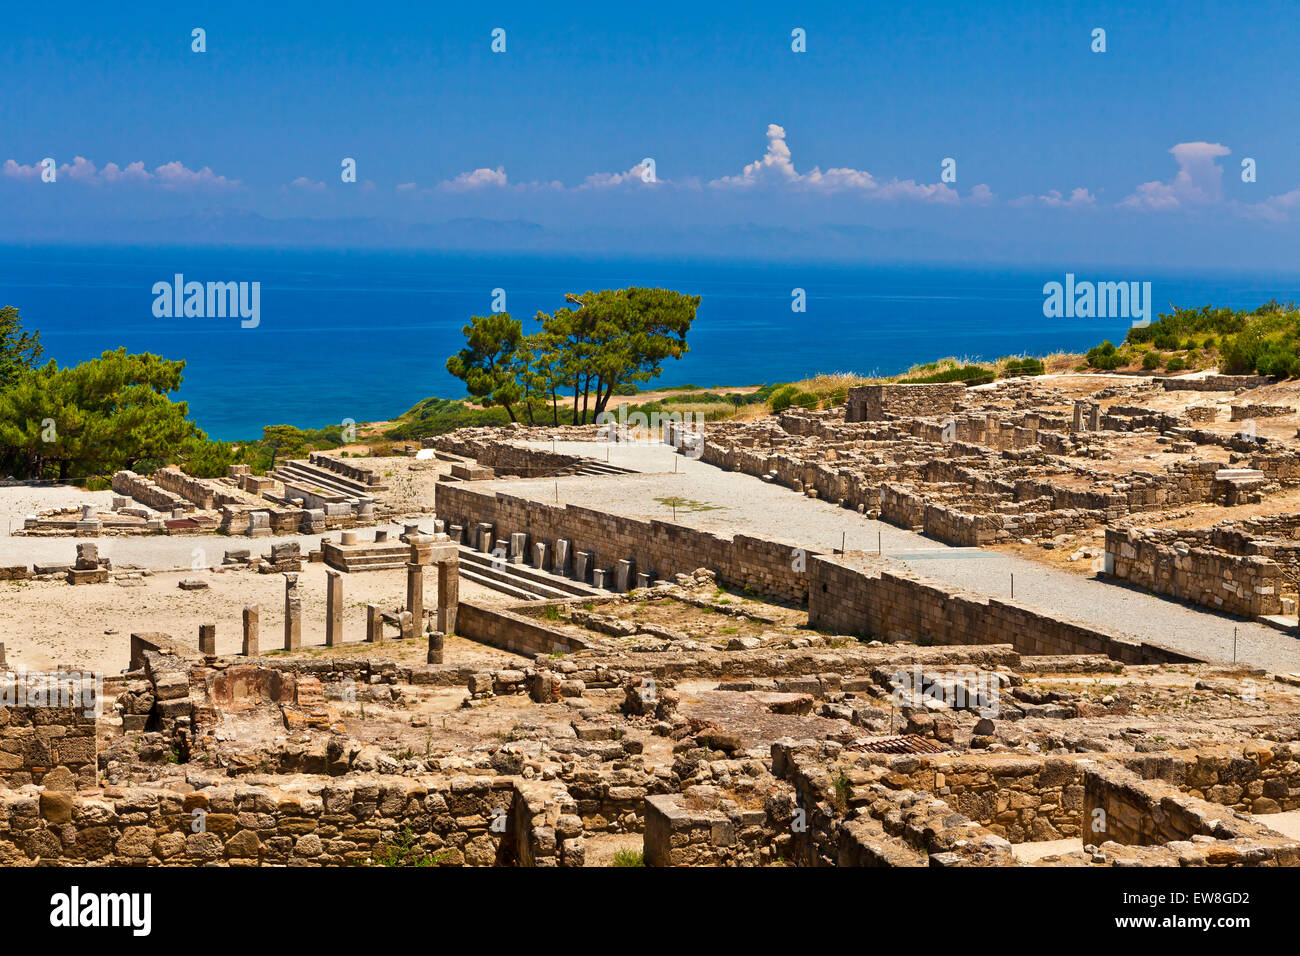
[506,440,1300,673]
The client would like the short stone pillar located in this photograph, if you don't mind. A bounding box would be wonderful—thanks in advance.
[574,551,593,583]
[242,605,259,655]
[1072,401,1086,433]
[198,623,216,656]
[427,627,445,665]
[449,524,464,544]
[399,610,415,641]
[248,511,272,537]
[477,523,495,553]
[326,570,343,646]
[366,603,384,643]
[1087,403,1101,431]
[533,542,549,571]
[509,532,528,564]
[616,558,636,592]
[636,571,654,588]
[341,530,358,546]
[374,529,389,543]
[553,539,571,576]
[284,573,302,651]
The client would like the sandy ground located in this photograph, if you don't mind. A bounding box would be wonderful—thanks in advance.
[0,562,511,674]
[1011,838,1083,863]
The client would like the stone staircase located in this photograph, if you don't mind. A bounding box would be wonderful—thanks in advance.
[456,546,603,602]
[272,458,375,500]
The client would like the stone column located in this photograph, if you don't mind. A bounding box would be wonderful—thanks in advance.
[553,539,571,576]
[198,623,216,656]
[242,605,259,655]
[326,570,343,647]
[509,532,528,564]
[399,610,415,641]
[1088,403,1101,431]
[366,603,384,643]
[284,572,302,651]
[407,535,431,626]
[432,538,459,636]
[427,626,444,665]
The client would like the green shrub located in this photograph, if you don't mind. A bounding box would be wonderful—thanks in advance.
[1141,352,1162,371]
[1164,356,1187,372]
[1002,357,1045,376]
[769,385,799,412]
[1086,341,1125,370]
[611,849,645,867]
[903,364,994,385]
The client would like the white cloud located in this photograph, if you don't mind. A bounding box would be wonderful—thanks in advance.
[2,156,239,189]
[1010,187,1096,209]
[288,176,326,192]
[578,163,660,189]
[709,124,971,203]
[1121,142,1230,210]
[1239,185,1300,222]
[438,166,509,192]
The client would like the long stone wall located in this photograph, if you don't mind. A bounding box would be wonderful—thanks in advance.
[807,554,1197,664]
[112,471,190,514]
[154,467,245,510]
[0,775,583,866]
[436,484,814,604]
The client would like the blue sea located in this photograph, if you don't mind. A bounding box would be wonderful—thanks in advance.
[4,244,1300,441]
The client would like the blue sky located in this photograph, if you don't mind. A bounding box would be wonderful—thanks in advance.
[4,0,1300,267]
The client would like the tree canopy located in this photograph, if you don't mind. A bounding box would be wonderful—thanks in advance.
[445,287,700,426]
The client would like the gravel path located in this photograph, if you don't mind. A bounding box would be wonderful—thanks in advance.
[508,440,1300,673]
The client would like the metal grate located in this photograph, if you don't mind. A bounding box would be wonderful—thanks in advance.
[846,734,949,755]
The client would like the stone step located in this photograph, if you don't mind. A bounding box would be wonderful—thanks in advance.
[274,460,374,499]
[458,547,601,597]
[457,555,584,601]
[457,565,543,602]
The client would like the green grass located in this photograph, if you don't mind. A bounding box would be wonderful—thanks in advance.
[611,849,645,867]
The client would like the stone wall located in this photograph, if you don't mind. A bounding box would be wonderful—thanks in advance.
[154,467,245,510]
[436,484,814,604]
[1162,375,1274,392]
[1082,764,1299,861]
[0,684,98,790]
[807,554,1198,664]
[846,383,967,422]
[0,775,584,866]
[455,601,591,656]
[1105,527,1283,618]
[112,470,189,514]
[428,435,588,477]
